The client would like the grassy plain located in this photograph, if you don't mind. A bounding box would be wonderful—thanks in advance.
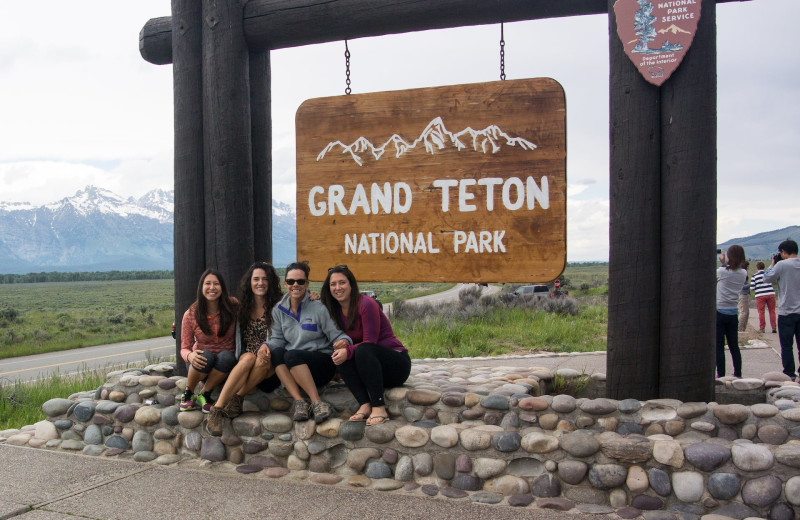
[0,279,174,360]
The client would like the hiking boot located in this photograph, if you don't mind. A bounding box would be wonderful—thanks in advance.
[179,393,196,412]
[312,400,332,423]
[290,399,310,421]
[759,329,765,333]
[223,393,244,418]
[206,406,227,436]
[196,392,215,414]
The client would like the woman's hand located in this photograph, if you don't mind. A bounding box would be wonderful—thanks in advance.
[309,291,320,301]
[189,351,207,370]
[257,343,271,363]
[331,348,347,365]
[332,339,349,350]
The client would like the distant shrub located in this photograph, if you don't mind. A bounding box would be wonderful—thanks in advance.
[0,306,18,321]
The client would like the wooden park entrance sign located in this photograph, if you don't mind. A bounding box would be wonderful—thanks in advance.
[139,0,749,402]
[296,79,566,282]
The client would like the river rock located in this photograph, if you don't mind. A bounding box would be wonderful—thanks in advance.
[731,443,774,471]
[653,439,684,467]
[522,432,559,453]
[561,431,600,457]
[588,464,627,490]
[459,428,492,451]
[484,475,529,495]
[493,431,521,452]
[741,475,782,507]
[601,437,653,463]
[684,442,731,471]
[647,467,672,496]
[774,442,800,467]
[708,472,741,500]
[413,452,433,476]
[42,398,74,417]
[430,425,458,448]
[551,394,577,413]
[672,471,704,502]
[714,404,751,425]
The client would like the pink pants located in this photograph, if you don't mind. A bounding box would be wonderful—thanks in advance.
[756,294,777,331]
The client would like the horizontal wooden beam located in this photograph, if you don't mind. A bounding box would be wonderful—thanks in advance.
[141,0,751,65]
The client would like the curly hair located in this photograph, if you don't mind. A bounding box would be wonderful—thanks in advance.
[238,262,283,331]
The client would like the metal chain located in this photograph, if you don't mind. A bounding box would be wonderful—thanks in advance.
[500,23,506,81]
[344,40,352,95]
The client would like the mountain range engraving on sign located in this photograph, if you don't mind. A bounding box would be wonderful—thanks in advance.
[296,78,566,283]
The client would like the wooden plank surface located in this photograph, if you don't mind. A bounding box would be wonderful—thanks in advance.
[295,78,565,283]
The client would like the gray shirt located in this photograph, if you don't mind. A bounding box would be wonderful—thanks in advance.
[716,267,747,310]
[762,257,800,315]
[265,292,351,353]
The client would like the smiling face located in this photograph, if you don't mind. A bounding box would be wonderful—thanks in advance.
[284,268,308,302]
[251,268,268,298]
[202,274,222,303]
[329,272,352,306]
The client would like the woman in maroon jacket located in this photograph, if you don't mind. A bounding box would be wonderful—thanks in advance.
[321,265,410,425]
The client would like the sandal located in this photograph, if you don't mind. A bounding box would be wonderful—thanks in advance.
[349,411,370,422]
[366,414,388,426]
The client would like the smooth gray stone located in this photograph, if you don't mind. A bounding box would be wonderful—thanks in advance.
[588,464,627,490]
[768,502,795,520]
[339,420,365,441]
[365,460,393,479]
[113,405,137,423]
[42,398,74,417]
[277,433,292,441]
[713,502,759,519]
[394,455,414,482]
[648,467,672,496]
[481,394,510,410]
[95,401,122,414]
[133,451,158,462]
[617,421,644,435]
[200,437,226,462]
[631,494,664,510]
[453,474,484,491]
[618,399,642,414]
[161,406,179,426]
[707,472,741,500]
[184,432,202,451]
[493,431,521,452]
[530,474,561,497]
[684,443,731,471]
[561,431,601,457]
[508,494,534,507]
[470,492,503,504]
[132,430,153,452]
[434,453,456,480]
[741,474,782,507]
[557,460,588,485]
[104,435,130,450]
[54,419,73,430]
[83,424,103,445]
[73,401,97,422]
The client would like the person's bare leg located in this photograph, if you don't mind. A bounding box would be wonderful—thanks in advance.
[201,368,228,394]
[185,366,204,395]
[289,364,321,402]
[240,360,273,395]
[275,365,304,401]
[214,354,256,408]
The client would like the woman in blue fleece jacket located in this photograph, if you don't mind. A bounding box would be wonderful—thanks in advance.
[257,262,351,423]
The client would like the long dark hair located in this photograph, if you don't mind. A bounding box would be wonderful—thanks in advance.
[238,261,282,331]
[726,245,746,270]
[193,269,236,336]
[321,265,361,331]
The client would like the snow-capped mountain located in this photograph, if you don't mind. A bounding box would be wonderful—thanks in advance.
[316,116,537,166]
[0,186,296,274]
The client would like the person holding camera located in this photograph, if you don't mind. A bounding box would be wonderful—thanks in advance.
[751,261,777,333]
[737,261,751,332]
[762,239,800,381]
[716,245,747,378]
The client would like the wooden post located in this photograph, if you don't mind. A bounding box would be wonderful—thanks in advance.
[171,0,205,375]
[658,0,717,402]
[250,51,273,264]
[201,0,255,286]
[606,1,662,400]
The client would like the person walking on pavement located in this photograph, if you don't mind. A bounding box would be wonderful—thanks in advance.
[751,261,777,333]
[762,239,800,381]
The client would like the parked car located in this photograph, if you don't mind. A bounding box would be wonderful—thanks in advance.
[512,284,551,298]
[360,290,383,310]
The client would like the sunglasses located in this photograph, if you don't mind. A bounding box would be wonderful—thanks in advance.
[328,265,348,272]
[285,278,307,286]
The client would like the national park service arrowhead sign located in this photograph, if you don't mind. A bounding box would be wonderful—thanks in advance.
[614,0,701,86]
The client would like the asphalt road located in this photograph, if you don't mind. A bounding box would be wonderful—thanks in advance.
[0,336,175,385]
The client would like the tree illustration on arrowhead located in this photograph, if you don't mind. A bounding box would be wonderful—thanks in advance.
[632,0,657,53]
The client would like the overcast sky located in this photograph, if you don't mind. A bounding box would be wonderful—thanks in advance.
[0,0,797,261]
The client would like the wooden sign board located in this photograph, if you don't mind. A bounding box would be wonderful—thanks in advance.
[296,78,566,282]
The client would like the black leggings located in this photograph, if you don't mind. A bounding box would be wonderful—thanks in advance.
[337,344,411,407]
[270,346,336,388]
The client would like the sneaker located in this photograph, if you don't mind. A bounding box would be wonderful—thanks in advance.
[759,329,765,333]
[179,393,196,412]
[206,406,227,436]
[312,400,332,424]
[223,393,244,418]
[196,393,215,414]
[290,399,310,421]
[772,329,777,333]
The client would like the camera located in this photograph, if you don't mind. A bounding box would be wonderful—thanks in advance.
[716,249,722,255]
[774,252,783,265]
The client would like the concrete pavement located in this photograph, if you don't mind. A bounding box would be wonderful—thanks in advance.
[0,444,608,520]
